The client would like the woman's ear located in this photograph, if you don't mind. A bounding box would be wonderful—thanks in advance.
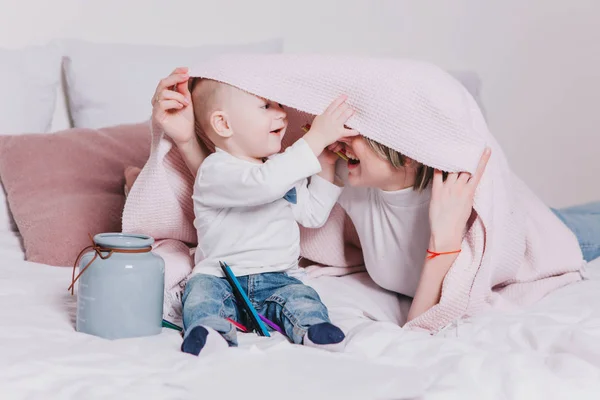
[404,157,417,168]
[210,111,233,138]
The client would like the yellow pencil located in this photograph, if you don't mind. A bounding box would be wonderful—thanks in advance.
[301,124,349,161]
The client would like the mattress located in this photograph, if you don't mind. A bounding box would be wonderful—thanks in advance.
[1,246,600,399]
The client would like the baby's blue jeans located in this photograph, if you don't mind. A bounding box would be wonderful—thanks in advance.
[182,271,330,345]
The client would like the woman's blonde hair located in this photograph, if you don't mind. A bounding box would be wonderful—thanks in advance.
[364,137,434,191]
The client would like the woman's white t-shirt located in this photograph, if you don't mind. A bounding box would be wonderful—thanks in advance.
[336,164,432,297]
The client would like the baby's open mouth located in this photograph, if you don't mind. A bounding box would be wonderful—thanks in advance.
[270,128,283,135]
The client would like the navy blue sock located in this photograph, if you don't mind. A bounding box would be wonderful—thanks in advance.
[307,322,345,345]
[181,326,209,356]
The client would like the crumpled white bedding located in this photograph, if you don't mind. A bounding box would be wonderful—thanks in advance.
[1,245,600,399]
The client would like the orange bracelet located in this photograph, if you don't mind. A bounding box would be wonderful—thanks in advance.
[426,249,461,260]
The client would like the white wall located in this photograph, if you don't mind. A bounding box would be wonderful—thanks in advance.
[284,0,600,207]
[1,0,599,207]
[0,0,282,47]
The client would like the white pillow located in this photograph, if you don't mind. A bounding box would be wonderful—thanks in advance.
[0,43,62,244]
[63,39,284,129]
[449,70,486,117]
[0,43,61,135]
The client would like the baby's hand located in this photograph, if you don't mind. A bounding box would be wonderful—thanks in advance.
[311,95,358,143]
[151,67,195,145]
[304,95,358,155]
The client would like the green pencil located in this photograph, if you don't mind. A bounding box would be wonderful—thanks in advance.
[162,319,183,332]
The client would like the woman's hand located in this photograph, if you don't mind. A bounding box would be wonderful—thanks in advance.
[428,148,492,252]
[151,67,210,177]
[320,143,344,165]
[316,146,340,184]
[151,67,194,145]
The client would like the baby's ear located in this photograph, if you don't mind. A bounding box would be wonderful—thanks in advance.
[210,111,233,138]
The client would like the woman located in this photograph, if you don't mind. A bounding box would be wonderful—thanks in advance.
[327,135,598,321]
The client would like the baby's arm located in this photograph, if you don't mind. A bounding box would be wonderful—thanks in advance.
[298,96,354,188]
[289,146,344,228]
[195,95,356,209]
[291,175,343,228]
[195,139,322,208]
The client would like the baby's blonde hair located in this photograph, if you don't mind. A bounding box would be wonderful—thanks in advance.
[364,138,434,191]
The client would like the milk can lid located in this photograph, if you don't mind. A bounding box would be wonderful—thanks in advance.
[93,233,154,249]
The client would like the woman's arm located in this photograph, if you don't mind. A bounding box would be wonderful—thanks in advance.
[407,243,460,322]
[407,148,492,323]
[174,136,209,178]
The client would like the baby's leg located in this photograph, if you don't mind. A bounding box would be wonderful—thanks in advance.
[256,273,345,349]
[181,273,239,355]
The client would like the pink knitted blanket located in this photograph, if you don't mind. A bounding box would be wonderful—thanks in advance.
[123,54,585,332]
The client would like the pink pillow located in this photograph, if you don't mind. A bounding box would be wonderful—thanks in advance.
[0,123,151,266]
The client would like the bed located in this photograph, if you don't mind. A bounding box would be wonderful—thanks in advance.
[1,241,600,399]
[2,24,600,400]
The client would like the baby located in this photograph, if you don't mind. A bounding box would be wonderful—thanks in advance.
[179,77,357,355]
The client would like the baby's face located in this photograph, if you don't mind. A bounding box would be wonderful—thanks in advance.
[226,88,288,160]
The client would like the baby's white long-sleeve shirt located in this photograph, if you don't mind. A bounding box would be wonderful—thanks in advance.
[192,139,343,277]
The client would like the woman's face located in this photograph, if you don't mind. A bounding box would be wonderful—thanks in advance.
[339,136,416,191]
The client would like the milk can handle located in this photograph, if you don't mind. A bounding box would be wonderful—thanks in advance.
[67,233,152,295]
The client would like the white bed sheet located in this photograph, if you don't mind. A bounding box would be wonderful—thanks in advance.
[1,248,600,400]
[0,231,24,261]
